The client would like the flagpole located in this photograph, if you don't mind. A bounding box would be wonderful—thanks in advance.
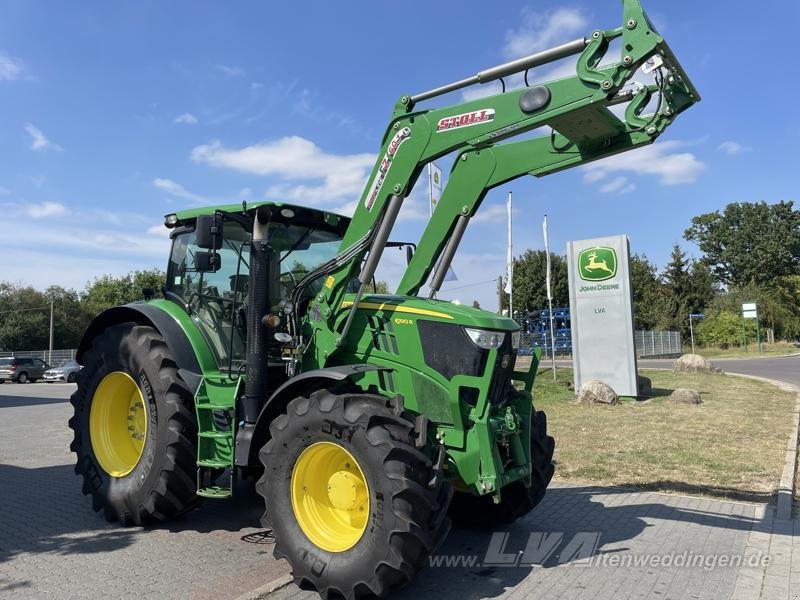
[543,214,557,380]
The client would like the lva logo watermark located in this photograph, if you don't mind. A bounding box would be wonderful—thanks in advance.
[428,531,771,570]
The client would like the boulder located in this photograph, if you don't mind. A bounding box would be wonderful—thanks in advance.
[637,375,652,397]
[673,353,723,374]
[670,388,702,404]
[577,379,618,405]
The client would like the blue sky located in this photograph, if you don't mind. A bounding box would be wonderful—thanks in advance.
[1,1,798,310]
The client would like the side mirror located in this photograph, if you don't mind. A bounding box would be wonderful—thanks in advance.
[196,214,223,250]
[195,251,221,273]
[405,245,414,265]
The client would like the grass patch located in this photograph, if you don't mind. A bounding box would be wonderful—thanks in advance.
[526,364,796,501]
[694,341,799,359]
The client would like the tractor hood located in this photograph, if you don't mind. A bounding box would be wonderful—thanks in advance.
[340,294,519,331]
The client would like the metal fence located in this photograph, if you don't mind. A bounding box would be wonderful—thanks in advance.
[0,348,77,366]
[0,332,681,366]
[633,330,682,358]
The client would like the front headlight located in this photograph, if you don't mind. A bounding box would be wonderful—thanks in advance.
[464,327,506,350]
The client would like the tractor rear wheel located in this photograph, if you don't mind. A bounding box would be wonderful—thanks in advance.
[69,322,199,525]
[257,390,452,599]
[449,409,554,529]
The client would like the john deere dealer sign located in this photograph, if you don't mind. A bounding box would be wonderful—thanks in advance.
[567,235,638,397]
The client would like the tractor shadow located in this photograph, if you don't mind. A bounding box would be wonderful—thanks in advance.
[0,463,139,569]
[0,390,72,408]
[0,462,267,570]
[390,484,772,600]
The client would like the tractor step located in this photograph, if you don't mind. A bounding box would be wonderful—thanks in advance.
[198,431,231,440]
[197,459,231,469]
[196,485,232,499]
[193,375,240,499]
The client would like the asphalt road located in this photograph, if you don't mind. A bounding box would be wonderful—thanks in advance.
[637,354,800,387]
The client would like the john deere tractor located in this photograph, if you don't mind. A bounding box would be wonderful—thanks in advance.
[70,1,698,597]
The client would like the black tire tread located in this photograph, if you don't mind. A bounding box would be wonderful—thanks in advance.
[256,390,452,599]
[68,323,199,526]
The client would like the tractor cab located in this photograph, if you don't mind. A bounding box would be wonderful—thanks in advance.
[163,202,349,373]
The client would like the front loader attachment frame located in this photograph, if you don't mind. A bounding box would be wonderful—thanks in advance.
[292,0,699,363]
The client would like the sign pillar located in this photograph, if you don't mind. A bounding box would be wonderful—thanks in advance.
[742,302,759,353]
[567,235,638,397]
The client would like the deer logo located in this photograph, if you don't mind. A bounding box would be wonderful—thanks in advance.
[578,246,618,281]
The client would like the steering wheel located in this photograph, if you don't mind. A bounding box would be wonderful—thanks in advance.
[187,291,226,318]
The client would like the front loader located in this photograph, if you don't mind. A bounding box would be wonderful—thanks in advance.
[69,1,698,597]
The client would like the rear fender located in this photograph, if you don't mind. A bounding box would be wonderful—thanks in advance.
[77,303,204,386]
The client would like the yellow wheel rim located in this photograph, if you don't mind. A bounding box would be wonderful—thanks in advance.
[291,441,370,552]
[89,371,148,477]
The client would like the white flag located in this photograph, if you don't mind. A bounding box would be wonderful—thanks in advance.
[543,214,552,301]
[504,192,513,294]
[429,162,442,214]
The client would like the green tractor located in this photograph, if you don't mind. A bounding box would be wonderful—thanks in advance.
[69,1,698,597]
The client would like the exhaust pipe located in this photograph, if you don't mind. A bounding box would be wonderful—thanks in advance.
[243,206,272,424]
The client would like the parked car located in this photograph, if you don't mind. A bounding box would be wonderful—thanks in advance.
[43,360,82,383]
[0,357,50,383]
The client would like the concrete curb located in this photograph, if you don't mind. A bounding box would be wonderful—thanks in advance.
[234,573,293,600]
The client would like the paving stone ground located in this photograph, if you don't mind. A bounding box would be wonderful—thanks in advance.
[0,383,288,600]
[1,382,798,600]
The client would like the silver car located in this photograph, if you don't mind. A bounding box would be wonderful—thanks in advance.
[43,360,82,383]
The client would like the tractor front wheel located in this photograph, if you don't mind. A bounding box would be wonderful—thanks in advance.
[449,409,555,529]
[69,322,198,525]
[257,390,452,598]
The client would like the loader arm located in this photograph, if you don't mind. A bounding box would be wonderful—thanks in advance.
[396,115,664,296]
[296,0,698,359]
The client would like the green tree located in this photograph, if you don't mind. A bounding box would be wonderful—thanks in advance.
[44,286,91,349]
[0,283,50,350]
[660,245,716,335]
[696,310,757,348]
[372,280,390,294]
[511,250,569,314]
[82,270,165,318]
[629,253,665,329]
[684,201,800,287]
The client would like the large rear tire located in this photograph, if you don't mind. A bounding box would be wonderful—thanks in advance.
[449,409,554,529]
[69,322,199,525]
[257,390,452,599]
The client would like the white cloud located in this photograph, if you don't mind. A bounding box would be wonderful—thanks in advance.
[173,112,198,124]
[504,8,588,59]
[582,140,705,185]
[717,141,748,155]
[215,64,245,77]
[472,203,508,224]
[582,170,606,184]
[0,51,24,82]
[146,224,170,237]
[598,176,637,194]
[153,178,206,203]
[460,8,587,102]
[23,201,69,218]
[192,137,375,205]
[25,124,63,152]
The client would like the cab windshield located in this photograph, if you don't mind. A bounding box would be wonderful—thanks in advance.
[165,217,345,370]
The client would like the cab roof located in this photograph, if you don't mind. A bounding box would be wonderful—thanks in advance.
[170,201,349,229]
